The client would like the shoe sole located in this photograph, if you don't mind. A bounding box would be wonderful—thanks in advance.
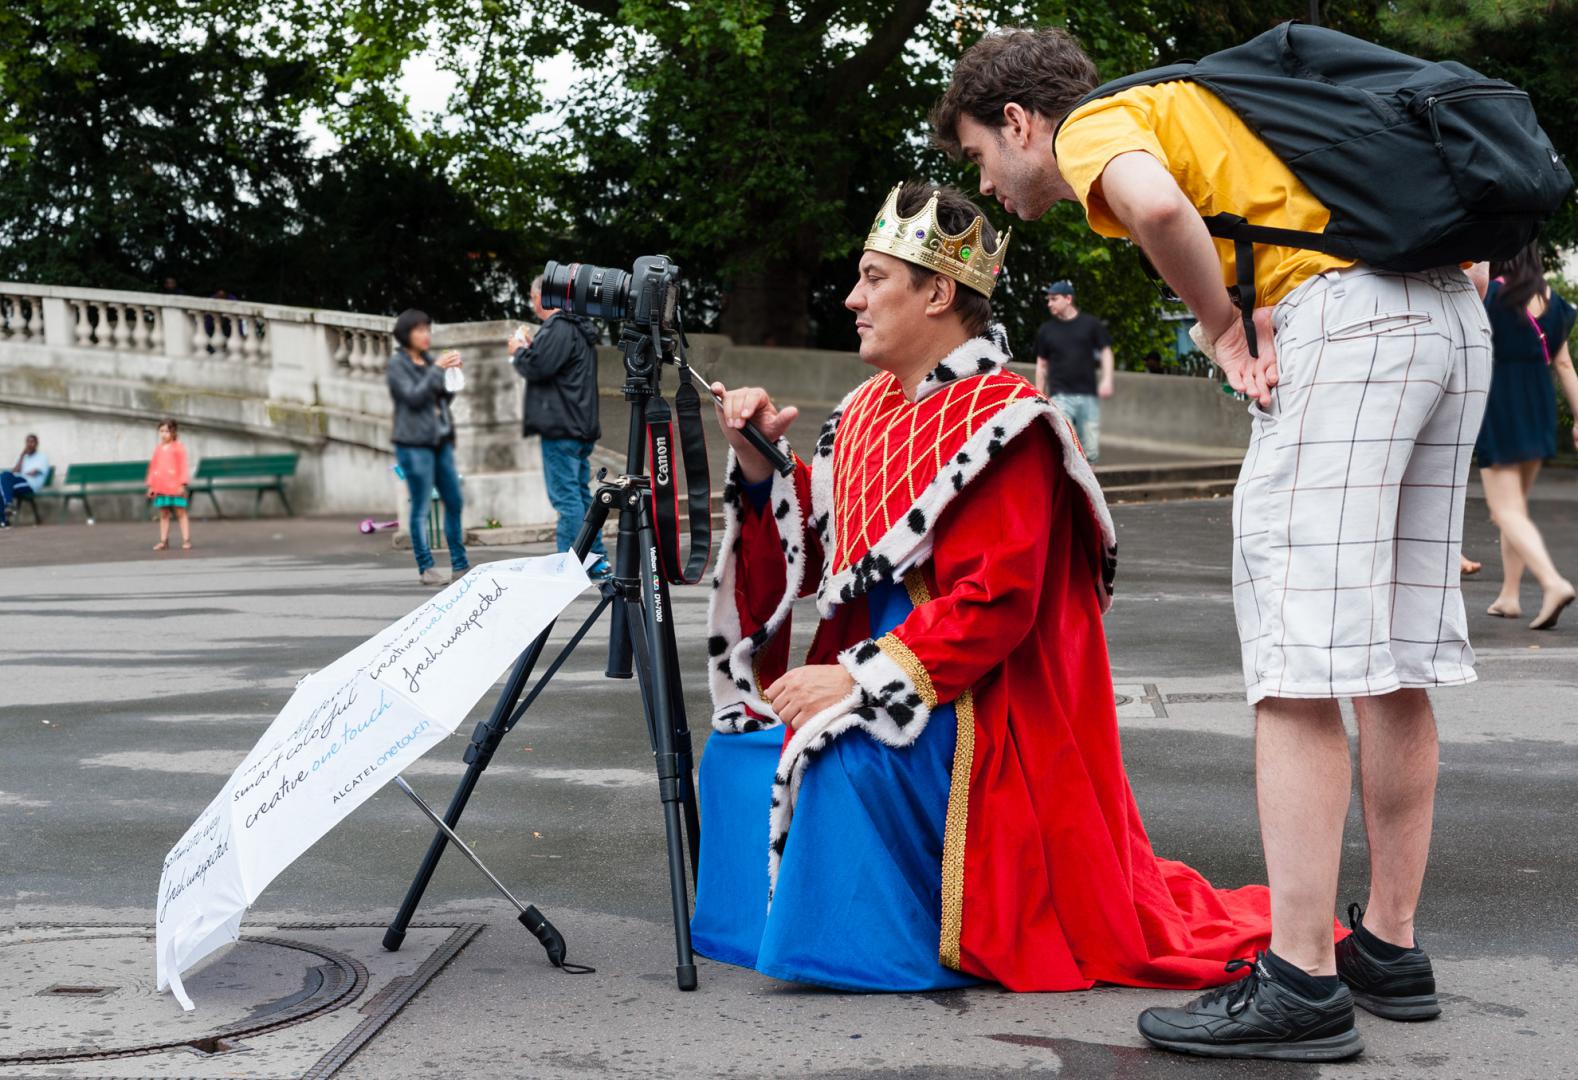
[1352,990,1440,1021]
[1141,1029,1364,1062]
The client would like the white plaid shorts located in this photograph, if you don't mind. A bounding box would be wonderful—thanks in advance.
[1232,266,1492,705]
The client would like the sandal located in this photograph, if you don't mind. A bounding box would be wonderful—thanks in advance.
[1486,600,1520,618]
[1460,556,1482,577]
[153,541,169,551]
[181,541,192,550]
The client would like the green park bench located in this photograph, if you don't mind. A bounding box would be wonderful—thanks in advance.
[188,453,299,517]
[5,464,54,525]
[31,461,150,521]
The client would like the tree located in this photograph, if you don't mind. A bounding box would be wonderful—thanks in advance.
[0,2,317,292]
[500,1,1193,355]
[0,1,534,316]
[8,0,1575,362]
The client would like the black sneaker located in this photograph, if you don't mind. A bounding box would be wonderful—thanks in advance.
[1138,953,1364,1062]
[1337,903,1440,1021]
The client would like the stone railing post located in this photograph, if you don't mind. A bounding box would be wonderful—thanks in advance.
[161,305,193,358]
[41,298,73,346]
[265,317,331,405]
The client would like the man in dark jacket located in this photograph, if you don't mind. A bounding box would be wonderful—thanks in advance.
[510,276,608,574]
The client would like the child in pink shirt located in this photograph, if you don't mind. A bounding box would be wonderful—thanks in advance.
[146,418,191,550]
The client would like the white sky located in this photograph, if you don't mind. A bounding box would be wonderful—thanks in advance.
[303,47,586,154]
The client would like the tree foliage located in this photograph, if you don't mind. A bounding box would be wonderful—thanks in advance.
[2,0,1575,364]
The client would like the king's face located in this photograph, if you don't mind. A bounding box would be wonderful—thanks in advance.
[845,251,933,371]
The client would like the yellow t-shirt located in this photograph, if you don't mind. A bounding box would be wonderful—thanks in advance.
[1055,81,1355,308]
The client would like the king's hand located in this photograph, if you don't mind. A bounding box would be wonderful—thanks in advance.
[765,665,856,731]
[711,382,799,484]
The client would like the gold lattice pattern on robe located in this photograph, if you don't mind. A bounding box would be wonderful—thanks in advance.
[831,373,1034,575]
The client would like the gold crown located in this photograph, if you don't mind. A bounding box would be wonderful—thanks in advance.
[863,184,1010,298]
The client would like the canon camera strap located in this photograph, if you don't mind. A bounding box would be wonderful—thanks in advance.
[644,369,711,586]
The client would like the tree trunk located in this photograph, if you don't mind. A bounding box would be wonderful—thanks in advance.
[718,250,816,346]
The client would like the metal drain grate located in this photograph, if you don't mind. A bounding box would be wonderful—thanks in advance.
[1,922,482,1077]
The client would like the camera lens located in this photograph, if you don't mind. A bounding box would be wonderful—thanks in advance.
[541,261,631,321]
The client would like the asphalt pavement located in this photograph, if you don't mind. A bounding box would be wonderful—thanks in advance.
[2,470,1575,1079]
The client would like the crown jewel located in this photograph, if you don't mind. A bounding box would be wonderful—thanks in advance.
[863,184,1011,298]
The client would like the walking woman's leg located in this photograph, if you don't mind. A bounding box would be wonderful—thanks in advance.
[397,446,435,574]
[177,507,190,546]
[1495,462,1541,608]
[1483,462,1573,624]
[156,507,170,549]
[1496,528,1526,613]
[435,441,468,572]
[1521,460,1574,627]
[1486,464,1530,615]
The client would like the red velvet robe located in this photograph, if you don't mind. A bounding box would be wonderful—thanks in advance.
[705,338,1271,991]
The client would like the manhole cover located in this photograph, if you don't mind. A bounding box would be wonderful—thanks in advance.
[1,931,364,1063]
[0,923,479,1078]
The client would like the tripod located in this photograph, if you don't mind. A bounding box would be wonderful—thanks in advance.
[383,320,706,991]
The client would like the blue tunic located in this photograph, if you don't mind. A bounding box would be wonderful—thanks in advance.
[689,579,979,991]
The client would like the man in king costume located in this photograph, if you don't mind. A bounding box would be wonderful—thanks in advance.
[690,181,1272,993]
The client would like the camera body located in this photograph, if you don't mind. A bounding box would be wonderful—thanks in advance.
[541,255,681,335]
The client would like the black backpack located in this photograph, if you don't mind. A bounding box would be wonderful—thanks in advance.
[1059,21,1573,353]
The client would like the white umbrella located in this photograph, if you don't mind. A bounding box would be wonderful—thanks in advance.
[155,553,591,1010]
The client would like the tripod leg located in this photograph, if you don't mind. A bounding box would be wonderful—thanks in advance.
[661,613,703,883]
[630,508,699,991]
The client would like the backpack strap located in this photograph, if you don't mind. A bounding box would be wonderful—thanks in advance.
[1199,214,1355,359]
[1201,213,1351,256]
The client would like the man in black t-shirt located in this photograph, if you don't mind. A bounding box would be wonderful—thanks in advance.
[1033,280,1114,462]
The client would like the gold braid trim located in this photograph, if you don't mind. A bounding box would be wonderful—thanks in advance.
[875,635,938,709]
[939,688,976,971]
[751,648,769,698]
[896,570,974,973]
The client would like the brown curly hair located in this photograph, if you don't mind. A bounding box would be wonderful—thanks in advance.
[931,27,1098,158]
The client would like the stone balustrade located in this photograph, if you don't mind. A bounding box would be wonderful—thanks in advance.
[1,291,46,343]
[0,282,552,524]
[324,314,395,379]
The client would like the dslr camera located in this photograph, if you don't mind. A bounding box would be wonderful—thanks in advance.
[540,255,681,336]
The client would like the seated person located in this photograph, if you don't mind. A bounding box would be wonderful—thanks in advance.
[692,181,1272,993]
[1,433,49,525]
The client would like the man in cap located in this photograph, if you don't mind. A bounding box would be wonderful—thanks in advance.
[1033,279,1114,461]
